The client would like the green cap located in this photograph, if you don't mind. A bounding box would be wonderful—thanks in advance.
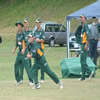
[24,18,29,22]
[36,18,41,23]
[80,14,85,18]
[28,32,34,38]
[15,21,24,27]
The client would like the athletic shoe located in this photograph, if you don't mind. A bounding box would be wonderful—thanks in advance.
[89,71,94,81]
[15,81,22,86]
[29,82,34,86]
[78,78,85,81]
[20,80,23,84]
[58,80,63,89]
[32,83,40,89]
[41,80,45,84]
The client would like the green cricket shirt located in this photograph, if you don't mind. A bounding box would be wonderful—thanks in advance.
[33,28,45,49]
[28,40,44,60]
[23,29,32,47]
[16,32,24,51]
[81,23,90,44]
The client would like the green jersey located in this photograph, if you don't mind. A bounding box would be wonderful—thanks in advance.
[81,23,90,44]
[28,40,44,60]
[23,29,32,47]
[15,32,24,51]
[33,29,45,50]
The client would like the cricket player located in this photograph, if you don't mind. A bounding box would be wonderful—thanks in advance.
[33,18,45,83]
[12,21,33,86]
[12,21,25,85]
[21,18,34,86]
[79,14,94,81]
[27,33,63,89]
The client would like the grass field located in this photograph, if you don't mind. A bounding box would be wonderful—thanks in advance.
[0,79,100,100]
[0,42,100,100]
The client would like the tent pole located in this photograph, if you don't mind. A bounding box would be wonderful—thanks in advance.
[66,19,70,58]
[66,19,68,57]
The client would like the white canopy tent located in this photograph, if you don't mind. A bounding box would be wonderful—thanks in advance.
[66,0,100,57]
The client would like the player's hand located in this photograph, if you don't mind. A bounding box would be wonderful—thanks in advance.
[12,48,16,55]
[27,54,32,59]
[21,48,25,55]
[84,44,88,50]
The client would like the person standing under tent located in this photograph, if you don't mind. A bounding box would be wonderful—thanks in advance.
[79,14,94,81]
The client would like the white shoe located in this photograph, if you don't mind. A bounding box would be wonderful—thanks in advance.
[32,83,40,89]
[58,80,63,89]
[89,71,94,81]
[15,81,22,86]
[29,82,34,86]
[41,80,45,84]
[78,78,85,81]
[20,80,23,84]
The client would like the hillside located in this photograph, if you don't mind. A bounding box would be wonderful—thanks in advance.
[0,0,97,27]
[0,0,97,42]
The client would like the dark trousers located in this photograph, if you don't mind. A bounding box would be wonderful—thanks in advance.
[89,39,98,65]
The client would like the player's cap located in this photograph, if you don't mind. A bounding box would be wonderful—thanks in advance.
[80,14,85,18]
[24,18,29,22]
[36,18,41,23]
[15,21,24,27]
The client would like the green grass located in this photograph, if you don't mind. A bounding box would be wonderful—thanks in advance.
[0,42,100,100]
[0,0,97,28]
[0,79,100,100]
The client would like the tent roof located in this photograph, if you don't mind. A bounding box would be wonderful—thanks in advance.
[67,0,100,21]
